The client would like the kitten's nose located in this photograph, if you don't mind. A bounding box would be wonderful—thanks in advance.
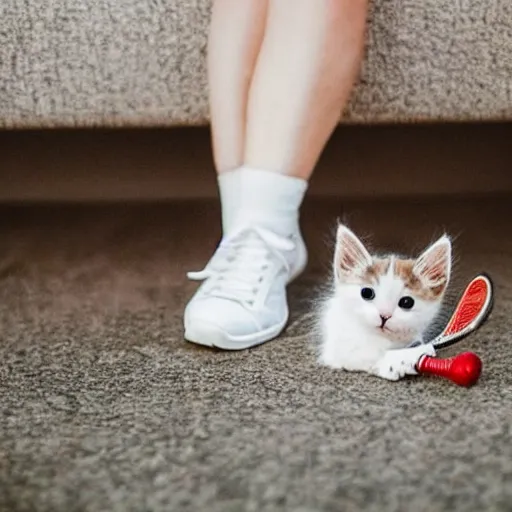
[380,315,392,328]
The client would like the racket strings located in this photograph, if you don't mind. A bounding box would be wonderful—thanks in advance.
[443,280,489,336]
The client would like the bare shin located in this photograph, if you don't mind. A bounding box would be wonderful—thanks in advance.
[244,0,368,179]
[207,0,269,174]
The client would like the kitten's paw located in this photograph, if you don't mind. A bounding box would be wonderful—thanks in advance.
[375,343,437,380]
[374,364,402,381]
[372,355,406,381]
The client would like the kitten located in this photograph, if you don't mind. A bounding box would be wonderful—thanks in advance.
[318,224,452,381]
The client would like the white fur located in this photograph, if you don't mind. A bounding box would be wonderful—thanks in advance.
[373,343,437,381]
[318,225,451,381]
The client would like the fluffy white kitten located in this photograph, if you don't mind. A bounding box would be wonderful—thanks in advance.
[319,224,452,381]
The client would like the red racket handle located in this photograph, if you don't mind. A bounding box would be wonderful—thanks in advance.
[417,352,482,387]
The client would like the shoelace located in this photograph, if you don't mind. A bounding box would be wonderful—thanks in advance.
[187,226,295,305]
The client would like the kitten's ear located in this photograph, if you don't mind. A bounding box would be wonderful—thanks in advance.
[413,235,452,288]
[334,224,372,281]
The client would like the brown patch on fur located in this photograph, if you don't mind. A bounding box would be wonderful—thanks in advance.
[394,259,446,301]
[362,258,391,284]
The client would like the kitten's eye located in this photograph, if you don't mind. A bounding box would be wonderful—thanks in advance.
[398,296,415,310]
[361,287,376,301]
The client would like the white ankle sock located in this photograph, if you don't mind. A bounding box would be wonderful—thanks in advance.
[217,169,242,234]
[234,167,308,237]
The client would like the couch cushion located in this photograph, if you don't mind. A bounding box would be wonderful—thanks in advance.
[1,0,512,128]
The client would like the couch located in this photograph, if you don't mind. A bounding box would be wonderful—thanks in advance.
[2,0,512,129]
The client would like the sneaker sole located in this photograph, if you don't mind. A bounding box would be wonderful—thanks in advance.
[184,317,288,351]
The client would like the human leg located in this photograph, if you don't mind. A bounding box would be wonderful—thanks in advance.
[244,0,368,180]
[207,0,268,233]
[185,0,368,349]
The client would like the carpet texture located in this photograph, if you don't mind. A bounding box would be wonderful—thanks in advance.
[2,1,512,128]
[0,197,511,512]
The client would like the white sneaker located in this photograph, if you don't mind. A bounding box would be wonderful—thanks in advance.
[184,225,307,350]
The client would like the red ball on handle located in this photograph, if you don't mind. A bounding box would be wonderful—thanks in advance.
[417,352,482,387]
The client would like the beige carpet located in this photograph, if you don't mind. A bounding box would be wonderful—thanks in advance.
[2,1,512,128]
[0,197,511,511]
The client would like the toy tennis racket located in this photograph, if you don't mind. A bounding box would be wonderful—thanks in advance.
[416,274,493,387]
